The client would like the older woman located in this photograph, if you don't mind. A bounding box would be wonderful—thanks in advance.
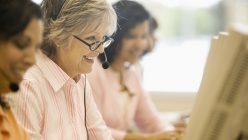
[9,0,117,139]
[88,0,180,140]
[0,0,43,139]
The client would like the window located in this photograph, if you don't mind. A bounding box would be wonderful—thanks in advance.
[138,0,248,93]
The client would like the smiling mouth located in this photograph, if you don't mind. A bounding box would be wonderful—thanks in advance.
[82,56,94,63]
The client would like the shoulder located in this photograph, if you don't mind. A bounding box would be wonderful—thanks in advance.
[0,109,29,140]
[125,65,140,81]
[19,64,48,98]
[23,64,45,84]
[124,65,145,96]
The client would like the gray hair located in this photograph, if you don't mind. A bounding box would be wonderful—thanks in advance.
[40,0,117,57]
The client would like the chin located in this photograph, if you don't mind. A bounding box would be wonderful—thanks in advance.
[81,68,92,74]
[6,71,22,85]
[128,59,138,65]
[11,76,22,84]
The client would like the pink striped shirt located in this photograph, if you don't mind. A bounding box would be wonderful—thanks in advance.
[88,60,174,140]
[9,51,113,140]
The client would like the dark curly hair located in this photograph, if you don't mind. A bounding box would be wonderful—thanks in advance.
[98,0,150,65]
[0,0,42,109]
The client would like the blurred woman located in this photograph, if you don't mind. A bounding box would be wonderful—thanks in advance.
[0,0,43,139]
[135,16,159,80]
[143,16,158,55]
[88,0,180,140]
[9,0,117,139]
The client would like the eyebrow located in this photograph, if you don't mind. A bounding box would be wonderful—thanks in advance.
[84,35,106,42]
[84,36,96,40]
[12,34,31,46]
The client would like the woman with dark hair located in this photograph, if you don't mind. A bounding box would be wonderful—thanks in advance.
[88,0,180,140]
[143,16,159,55]
[135,15,159,80]
[0,0,44,139]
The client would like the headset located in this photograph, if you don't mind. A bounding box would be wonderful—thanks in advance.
[0,68,19,92]
[83,74,89,140]
[101,51,110,69]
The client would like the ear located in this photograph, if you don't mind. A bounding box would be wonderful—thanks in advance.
[54,33,72,48]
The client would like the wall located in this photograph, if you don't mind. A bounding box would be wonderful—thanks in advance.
[150,91,196,112]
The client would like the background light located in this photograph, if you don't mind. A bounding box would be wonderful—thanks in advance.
[32,0,42,4]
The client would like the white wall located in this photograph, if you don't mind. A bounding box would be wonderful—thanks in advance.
[150,91,196,112]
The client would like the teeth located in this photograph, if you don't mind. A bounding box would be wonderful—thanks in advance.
[85,56,94,60]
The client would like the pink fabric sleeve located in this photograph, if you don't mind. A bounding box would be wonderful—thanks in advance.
[10,80,44,140]
[133,79,175,133]
[87,64,126,140]
[85,82,114,140]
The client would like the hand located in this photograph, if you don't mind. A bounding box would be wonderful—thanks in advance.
[173,112,190,135]
[174,120,187,134]
[124,131,181,140]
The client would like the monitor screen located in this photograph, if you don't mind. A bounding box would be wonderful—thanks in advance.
[182,27,248,140]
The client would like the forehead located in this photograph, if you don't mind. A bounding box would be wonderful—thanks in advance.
[80,26,108,39]
[128,20,149,34]
[77,17,111,38]
[23,18,43,40]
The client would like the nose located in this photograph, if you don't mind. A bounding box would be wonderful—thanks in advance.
[135,37,147,50]
[23,47,36,68]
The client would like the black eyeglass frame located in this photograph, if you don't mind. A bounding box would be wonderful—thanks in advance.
[73,35,114,51]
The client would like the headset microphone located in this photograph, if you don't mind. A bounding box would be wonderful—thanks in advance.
[102,51,110,69]
[9,82,19,92]
[0,68,19,92]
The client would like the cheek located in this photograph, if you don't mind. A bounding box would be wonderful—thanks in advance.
[70,40,90,56]
[72,53,92,73]
[0,48,24,82]
[123,41,145,54]
[120,48,138,62]
[70,54,83,68]
[4,49,23,69]
[126,47,143,57]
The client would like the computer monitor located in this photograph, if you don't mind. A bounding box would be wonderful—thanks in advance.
[182,27,248,140]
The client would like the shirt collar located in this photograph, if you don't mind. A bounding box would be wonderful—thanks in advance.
[36,51,72,92]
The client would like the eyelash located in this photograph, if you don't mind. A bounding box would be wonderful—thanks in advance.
[85,36,96,42]
[12,36,32,50]
[14,42,29,50]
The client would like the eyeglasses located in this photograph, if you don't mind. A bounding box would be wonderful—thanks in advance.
[73,35,114,51]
